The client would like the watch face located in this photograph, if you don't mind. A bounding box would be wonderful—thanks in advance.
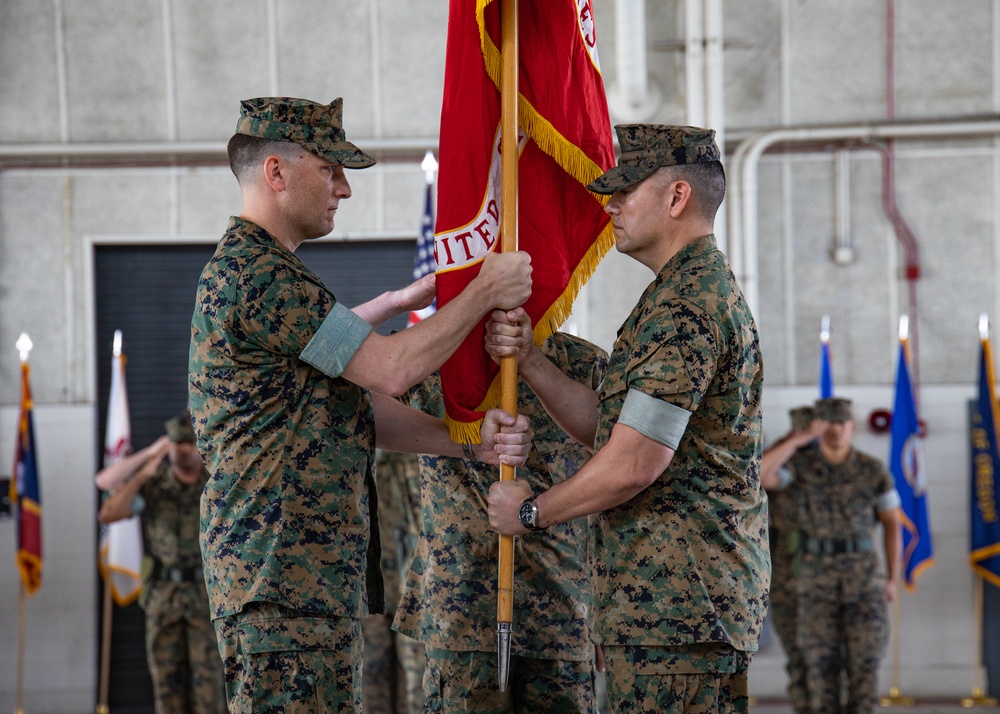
[519,500,536,528]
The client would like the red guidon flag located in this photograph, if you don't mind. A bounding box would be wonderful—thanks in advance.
[435,0,615,441]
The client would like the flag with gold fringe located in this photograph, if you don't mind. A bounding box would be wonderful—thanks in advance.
[11,355,42,595]
[434,0,615,441]
[971,322,1000,586]
[890,334,933,589]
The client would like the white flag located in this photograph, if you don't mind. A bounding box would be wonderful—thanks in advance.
[98,330,144,605]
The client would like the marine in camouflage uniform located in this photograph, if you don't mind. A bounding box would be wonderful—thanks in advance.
[188,96,533,713]
[363,450,425,714]
[761,397,902,714]
[96,411,224,714]
[762,406,817,714]
[486,124,769,714]
[395,332,607,713]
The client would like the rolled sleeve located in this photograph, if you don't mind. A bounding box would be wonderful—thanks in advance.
[300,302,373,378]
[130,494,146,516]
[618,388,691,450]
[877,488,902,513]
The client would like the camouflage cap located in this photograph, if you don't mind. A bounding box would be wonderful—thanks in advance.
[814,397,854,423]
[235,97,376,169]
[587,124,721,195]
[788,406,815,431]
[164,409,196,444]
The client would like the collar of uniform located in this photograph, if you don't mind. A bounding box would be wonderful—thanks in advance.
[226,215,293,256]
[822,446,859,471]
[654,233,718,282]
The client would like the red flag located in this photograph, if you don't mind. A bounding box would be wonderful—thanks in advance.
[435,0,615,441]
[11,360,42,595]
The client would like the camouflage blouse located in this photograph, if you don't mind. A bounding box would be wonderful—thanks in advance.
[393,333,607,660]
[591,234,770,651]
[189,216,380,621]
[784,447,896,541]
[139,462,209,570]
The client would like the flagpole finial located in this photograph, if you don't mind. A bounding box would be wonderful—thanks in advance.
[113,330,123,356]
[981,313,990,341]
[421,150,438,183]
[16,332,33,363]
[820,315,830,343]
[898,315,909,341]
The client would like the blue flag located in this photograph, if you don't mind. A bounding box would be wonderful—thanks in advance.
[890,340,933,589]
[819,340,834,398]
[971,336,1000,587]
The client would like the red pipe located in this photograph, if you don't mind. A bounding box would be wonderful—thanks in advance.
[884,0,921,395]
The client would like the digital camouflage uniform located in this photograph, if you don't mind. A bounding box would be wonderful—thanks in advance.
[363,450,425,714]
[590,234,769,713]
[394,333,607,713]
[189,214,383,713]
[778,443,897,713]
[583,124,769,713]
[189,97,381,713]
[136,456,224,714]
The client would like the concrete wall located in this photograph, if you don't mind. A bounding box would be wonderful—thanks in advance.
[0,0,997,707]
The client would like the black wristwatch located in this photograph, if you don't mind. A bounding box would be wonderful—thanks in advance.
[518,496,545,531]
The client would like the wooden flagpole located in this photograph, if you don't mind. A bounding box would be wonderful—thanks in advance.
[962,573,999,707]
[880,319,915,706]
[878,592,914,706]
[965,318,1000,707]
[495,0,519,694]
[14,336,32,714]
[16,582,26,714]
[96,570,113,714]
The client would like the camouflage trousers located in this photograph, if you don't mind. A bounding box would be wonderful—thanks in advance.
[423,647,598,713]
[770,601,809,714]
[770,549,809,714]
[602,643,750,714]
[362,613,425,714]
[144,581,225,714]
[796,580,888,714]
[214,602,363,713]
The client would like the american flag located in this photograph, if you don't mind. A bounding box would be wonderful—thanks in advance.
[408,152,437,327]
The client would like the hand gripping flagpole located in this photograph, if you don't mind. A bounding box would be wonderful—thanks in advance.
[496,0,519,693]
